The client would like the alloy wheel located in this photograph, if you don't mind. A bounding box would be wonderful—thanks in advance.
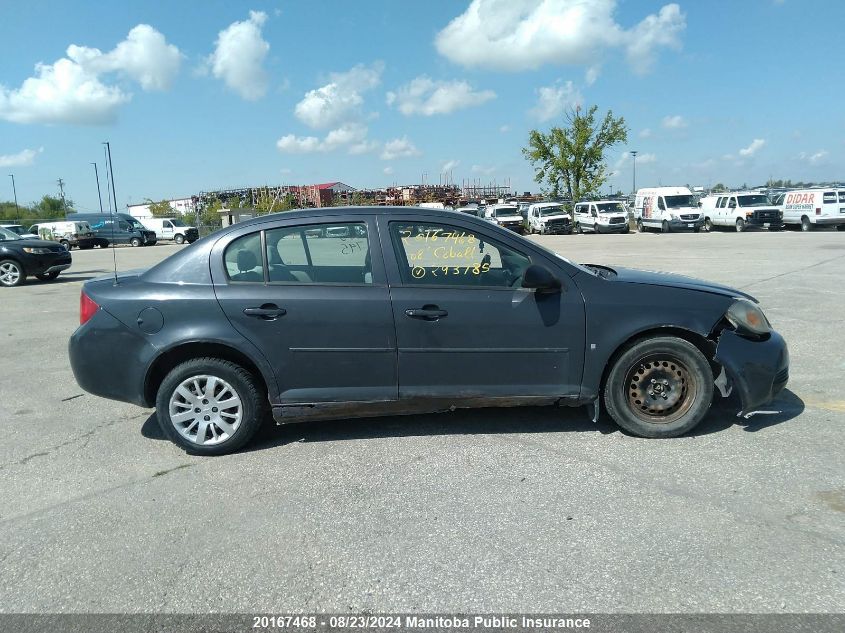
[0,261,22,286]
[168,374,243,445]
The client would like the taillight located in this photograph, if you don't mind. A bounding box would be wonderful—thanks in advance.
[80,291,99,325]
[816,208,822,215]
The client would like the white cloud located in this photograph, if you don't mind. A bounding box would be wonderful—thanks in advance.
[471,164,496,175]
[614,151,656,170]
[208,11,270,100]
[738,138,765,157]
[435,0,685,74]
[529,80,582,121]
[295,62,383,129]
[381,137,421,160]
[0,147,43,167]
[276,122,377,154]
[662,114,687,129]
[0,25,180,125]
[585,66,600,85]
[638,128,652,138]
[499,124,510,133]
[637,152,657,164]
[798,149,827,164]
[386,76,495,116]
[383,166,394,175]
[441,159,460,172]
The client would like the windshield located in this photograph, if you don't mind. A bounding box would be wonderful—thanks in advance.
[0,227,22,241]
[539,205,565,216]
[596,203,625,214]
[127,217,146,229]
[664,195,694,208]
[493,206,519,217]
[170,218,188,227]
[737,195,771,207]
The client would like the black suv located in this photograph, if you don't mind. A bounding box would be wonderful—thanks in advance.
[67,213,157,247]
[0,226,72,286]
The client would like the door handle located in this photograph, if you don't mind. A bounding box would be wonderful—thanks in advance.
[405,306,448,320]
[243,304,286,319]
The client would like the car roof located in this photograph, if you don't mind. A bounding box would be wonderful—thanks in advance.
[232,205,480,230]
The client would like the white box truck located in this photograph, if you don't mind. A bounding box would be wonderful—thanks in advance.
[634,187,703,233]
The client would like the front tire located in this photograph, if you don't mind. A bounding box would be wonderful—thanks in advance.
[0,259,25,287]
[704,217,713,232]
[155,358,265,455]
[735,218,745,232]
[174,234,185,244]
[662,220,670,233]
[604,336,714,438]
[130,237,142,247]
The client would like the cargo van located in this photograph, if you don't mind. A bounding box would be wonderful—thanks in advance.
[699,192,783,232]
[141,217,199,244]
[67,213,157,246]
[634,187,703,232]
[29,221,96,250]
[779,188,845,231]
[488,204,524,233]
[573,200,629,233]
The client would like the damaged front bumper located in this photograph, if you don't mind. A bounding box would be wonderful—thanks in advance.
[714,330,789,416]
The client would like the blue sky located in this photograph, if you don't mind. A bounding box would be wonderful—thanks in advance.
[1,0,842,213]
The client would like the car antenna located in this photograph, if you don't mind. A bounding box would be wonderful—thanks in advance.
[103,142,119,285]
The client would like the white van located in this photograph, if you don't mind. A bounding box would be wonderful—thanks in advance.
[779,188,845,231]
[699,192,783,232]
[141,217,199,244]
[634,187,703,232]
[525,202,573,234]
[31,221,96,250]
[573,200,629,234]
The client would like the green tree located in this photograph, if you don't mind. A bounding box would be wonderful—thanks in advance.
[198,198,223,227]
[33,195,70,218]
[523,105,628,201]
[146,199,174,217]
[255,190,292,213]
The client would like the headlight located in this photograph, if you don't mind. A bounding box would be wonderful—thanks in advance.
[22,247,53,254]
[670,213,679,220]
[726,299,771,336]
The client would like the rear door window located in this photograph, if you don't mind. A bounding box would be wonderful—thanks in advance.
[224,233,265,282]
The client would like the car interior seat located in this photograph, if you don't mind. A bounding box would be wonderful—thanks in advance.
[234,250,263,282]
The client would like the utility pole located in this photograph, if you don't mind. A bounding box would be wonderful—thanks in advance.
[57,178,68,216]
[8,174,19,221]
[630,150,638,195]
[103,141,118,213]
[91,162,104,213]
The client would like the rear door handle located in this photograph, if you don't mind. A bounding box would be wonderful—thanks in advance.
[405,307,448,320]
[244,304,286,319]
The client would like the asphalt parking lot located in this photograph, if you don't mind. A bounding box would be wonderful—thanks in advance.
[1,229,843,613]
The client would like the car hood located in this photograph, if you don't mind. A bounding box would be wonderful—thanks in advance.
[599,265,756,301]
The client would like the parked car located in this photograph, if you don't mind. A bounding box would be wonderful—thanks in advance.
[29,221,96,250]
[489,204,524,233]
[525,202,573,234]
[0,226,72,286]
[573,200,630,233]
[634,187,704,232]
[0,224,39,239]
[69,207,788,455]
[699,192,783,232]
[778,188,845,231]
[67,213,157,247]
[140,217,199,244]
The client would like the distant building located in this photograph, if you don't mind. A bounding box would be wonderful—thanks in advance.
[127,197,196,219]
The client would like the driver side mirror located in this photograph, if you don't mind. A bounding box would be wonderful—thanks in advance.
[522,264,561,293]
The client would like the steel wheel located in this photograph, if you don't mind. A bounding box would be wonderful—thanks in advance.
[168,374,243,446]
[130,237,142,247]
[623,354,698,425]
[735,218,745,232]
[704,217,712,232]
[0,260,24,287]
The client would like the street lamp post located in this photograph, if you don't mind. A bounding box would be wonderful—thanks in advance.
[630,150,638,195]
[91,162,104,213]
[8,174,19,221]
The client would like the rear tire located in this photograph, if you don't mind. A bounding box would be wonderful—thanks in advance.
[155,357,266,456]
[604,336,714,438]
[837,225,845,231]
[60,240,70,250]
[575,222,582,234]
[636,219,644,233]
[0,259,25,287]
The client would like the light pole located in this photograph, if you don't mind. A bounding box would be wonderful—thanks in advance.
[102,141,118,213]
[8,174,19,221]
[91,162,104,213]
[630,150,638,195]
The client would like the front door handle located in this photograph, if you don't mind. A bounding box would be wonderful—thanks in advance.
[244,304,286,320]
[405,306,448,321]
